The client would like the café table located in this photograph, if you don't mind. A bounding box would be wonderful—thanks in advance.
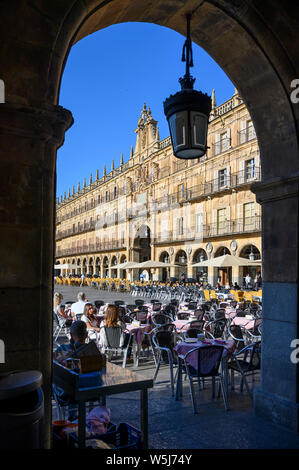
[174,339,236,403]
[231,316,255,330]
[53,360,153,449]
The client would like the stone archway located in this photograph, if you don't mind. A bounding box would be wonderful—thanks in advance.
[159,250,170,282]
[133,225,151,263]
[239,244,262,286]
[110,255,118,278]
[0,0,299,444]
[192,248,208,282]
[175,249,188,280]
[214,246,231,286]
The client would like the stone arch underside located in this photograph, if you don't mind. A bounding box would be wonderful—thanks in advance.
[0,0,299,445]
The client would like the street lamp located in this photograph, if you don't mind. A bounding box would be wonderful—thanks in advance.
[164,14,211,159]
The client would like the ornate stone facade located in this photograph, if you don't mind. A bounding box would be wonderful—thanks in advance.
[56,90,261,286]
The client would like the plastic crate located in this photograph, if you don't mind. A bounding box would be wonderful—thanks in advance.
[71,422,141,449]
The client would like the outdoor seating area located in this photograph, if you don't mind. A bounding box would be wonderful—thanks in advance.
[52,283,262,448]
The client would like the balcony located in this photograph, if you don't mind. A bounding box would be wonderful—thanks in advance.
[211,137,231,157]
[55,239,127,257]
[202,216,261,238]
[238,127,256,145]
[152,215,261,245]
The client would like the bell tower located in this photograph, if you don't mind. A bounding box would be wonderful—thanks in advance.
[133,103,159,160]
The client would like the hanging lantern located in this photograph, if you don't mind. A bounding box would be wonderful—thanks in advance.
[164,14,211,159]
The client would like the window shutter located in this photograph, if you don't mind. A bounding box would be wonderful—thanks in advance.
[237,204,243,232]
[211,209,217,236]
[226,206,231,233]
[239,160,245,184]
[226,128,231,148]
[240,120,246,144]
[214,170,219,191]
[255,153,260,178]
[215,134,220,155]
[226,166,231,186]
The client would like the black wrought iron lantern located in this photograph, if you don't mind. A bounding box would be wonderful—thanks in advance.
[164,14,211,159]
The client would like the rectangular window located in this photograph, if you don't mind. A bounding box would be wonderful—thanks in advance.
[245,158,255,180]
[196,213,203,233]
[178,183,185,199]
[177,217,184,235]
[246,120,256,141]
[220,132,229,153]
[217,208,226,234]
[219,168,228,188]
[243,202,255,229]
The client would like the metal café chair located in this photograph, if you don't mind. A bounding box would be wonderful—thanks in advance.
[53,312,71,342]
[228,341,261,397]
[152,329,181,396]
[178,345,228,413]
[151,313,173,329]
[101,325,133,368]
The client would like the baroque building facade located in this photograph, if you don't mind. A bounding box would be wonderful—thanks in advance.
[55,89,261,286]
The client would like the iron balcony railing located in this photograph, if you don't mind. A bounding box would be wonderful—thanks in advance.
[211,137,231,157]
[55,239,126,257]
[237,127,256,145]
[152,216,261,244]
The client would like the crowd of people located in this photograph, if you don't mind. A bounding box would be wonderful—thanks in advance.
[53,291,132,352]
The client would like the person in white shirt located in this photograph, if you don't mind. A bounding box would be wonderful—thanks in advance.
[245,274,252,289]
[71,292,87,320]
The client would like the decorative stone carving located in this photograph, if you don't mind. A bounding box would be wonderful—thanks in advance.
[230,239,238,254]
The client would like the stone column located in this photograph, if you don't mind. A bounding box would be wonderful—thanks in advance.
[207,266,214,286]
[252,176,299,431]
[231,266,239,285]
[0,102,73,448]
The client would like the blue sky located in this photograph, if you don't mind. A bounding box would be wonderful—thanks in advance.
[57,22,235,198]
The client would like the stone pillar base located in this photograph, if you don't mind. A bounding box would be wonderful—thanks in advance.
[254,387,299,432]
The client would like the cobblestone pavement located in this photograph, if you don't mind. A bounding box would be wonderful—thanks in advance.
[52,285,299,449]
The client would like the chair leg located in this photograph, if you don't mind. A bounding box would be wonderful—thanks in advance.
[212,377,215,398]
[122,346,128,368]
[219,377,229,411]
[168,352,174,397]
[153,351,161,382]
[188,377,198,414]
[242,373,253,398]
[231,369,235,390]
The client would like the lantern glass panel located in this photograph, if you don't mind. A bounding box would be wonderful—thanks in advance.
[169,111,187,150]
[191,111,208,149]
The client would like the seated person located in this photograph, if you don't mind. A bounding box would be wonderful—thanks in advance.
[81,303,101,340]
[53,292,72,326]
[53,321,89,419]
[99,305,131,356]
[71,292,88,320]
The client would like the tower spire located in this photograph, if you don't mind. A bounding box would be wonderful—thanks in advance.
[211,89,216,110]
[120,152,124,165]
